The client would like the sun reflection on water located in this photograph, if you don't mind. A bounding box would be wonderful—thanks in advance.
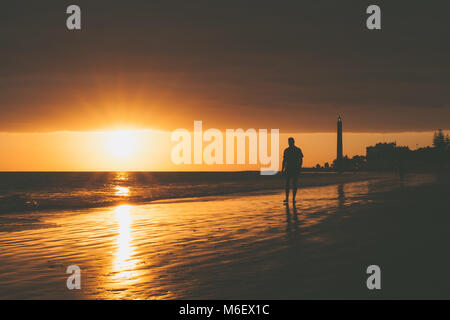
[115,171,129,181]
[115,186,130,196]
[113,205,138,282]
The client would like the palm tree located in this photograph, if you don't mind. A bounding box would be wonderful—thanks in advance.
[433,129,449,151]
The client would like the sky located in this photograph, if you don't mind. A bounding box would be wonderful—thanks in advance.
[0,1,449,170]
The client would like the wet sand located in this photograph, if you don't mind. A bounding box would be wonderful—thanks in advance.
[0,173,449,299]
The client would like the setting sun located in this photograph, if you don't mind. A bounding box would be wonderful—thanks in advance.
[107,130,139,158]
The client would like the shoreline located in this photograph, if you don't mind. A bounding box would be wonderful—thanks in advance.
[0,172,387,215]
[0,173,448,299]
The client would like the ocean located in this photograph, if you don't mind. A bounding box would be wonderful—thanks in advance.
[0,172,290,214]
[0,172,446,298]
[0,171,384,215]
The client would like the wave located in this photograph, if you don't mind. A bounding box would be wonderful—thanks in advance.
[0,171,380,214]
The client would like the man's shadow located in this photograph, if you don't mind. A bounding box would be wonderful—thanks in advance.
[337,183,345,211]
[285,203,300,236]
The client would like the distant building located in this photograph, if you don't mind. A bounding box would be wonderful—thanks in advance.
[366,142,410,170]
[336,116,343,171]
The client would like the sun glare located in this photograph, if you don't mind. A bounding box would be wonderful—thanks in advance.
[107,130,138,158]
[115,186,130,196]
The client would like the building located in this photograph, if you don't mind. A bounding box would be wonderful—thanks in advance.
[366,142,410,170]
[336,116,343,170]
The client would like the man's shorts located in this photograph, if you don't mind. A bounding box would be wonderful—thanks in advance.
[285,169,300,183]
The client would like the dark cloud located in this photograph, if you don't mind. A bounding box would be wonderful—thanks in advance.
[0,0,449,132]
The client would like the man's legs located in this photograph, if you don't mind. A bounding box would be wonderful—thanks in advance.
[285,175,291,202]
[292,173,298,204]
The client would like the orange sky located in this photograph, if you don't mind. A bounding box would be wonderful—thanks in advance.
[2,3,449,135]
[0,129,440,171]
[1,2,448,171]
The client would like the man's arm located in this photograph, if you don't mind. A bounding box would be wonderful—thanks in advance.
[299,149,303,168]
[282,150,286,173]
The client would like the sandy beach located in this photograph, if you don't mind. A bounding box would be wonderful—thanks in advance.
[0,173,449,299]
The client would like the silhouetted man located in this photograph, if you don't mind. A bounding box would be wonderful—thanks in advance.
[282,137,303,205]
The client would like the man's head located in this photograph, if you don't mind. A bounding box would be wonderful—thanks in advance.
[288,137,295,147]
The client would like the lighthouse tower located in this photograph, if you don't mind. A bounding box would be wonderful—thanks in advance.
[337,116,343,171]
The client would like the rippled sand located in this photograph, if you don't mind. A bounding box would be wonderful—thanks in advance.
[0,174,448,299]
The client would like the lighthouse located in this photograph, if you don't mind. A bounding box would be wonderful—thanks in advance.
[337,116,343,171]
